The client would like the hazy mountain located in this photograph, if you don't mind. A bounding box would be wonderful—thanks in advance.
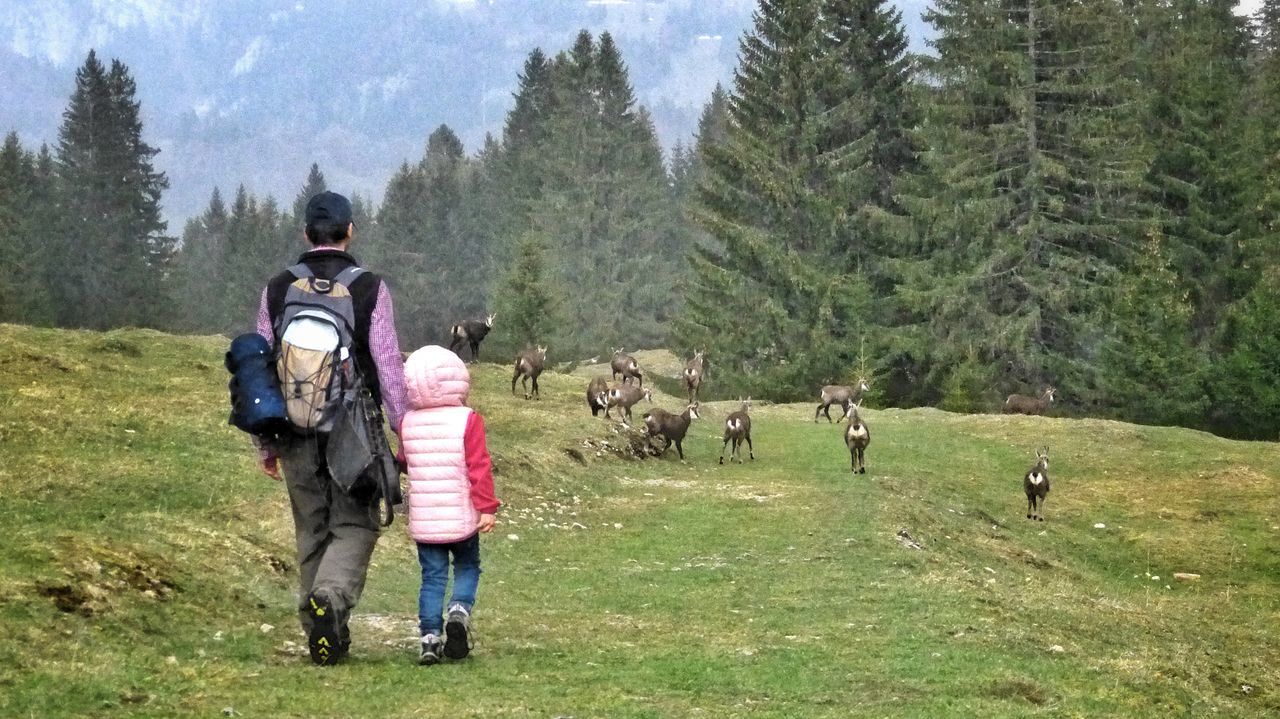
[0,1,931,227]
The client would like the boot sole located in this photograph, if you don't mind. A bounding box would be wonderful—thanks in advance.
[443,616,470,659]
[307,592,343,666]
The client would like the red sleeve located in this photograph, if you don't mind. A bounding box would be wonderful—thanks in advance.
[464,412,500,513]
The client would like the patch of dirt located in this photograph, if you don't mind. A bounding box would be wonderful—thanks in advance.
[988,678,1049,705]
[36,541,177,616]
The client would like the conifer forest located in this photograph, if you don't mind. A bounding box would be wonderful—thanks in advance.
[4,1,1280,439]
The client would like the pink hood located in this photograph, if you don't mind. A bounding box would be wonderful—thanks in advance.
[404,345,470,412]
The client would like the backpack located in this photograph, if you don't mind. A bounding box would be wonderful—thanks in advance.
[273,263,365,434]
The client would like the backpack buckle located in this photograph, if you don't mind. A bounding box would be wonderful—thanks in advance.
[312,279,333,293]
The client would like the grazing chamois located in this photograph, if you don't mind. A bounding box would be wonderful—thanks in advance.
[610,347,644,387]
[511,345,547,400]
[719,397,755,464]
[683,350,706,401]
[1023,447,1050,521]
[643,402,700,460]
[448,313,496,362]
[605,383,653,424]
[844,402,870,474]
[1004,386,1056,415]
[586,376,610,417]
[815,378,871,423]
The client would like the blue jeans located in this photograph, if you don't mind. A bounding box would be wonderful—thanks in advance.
[417,533,481,636]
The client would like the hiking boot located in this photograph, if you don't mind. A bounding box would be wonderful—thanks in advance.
[443,603,471,660]
[306,590,345,666]
[418,633,443,666]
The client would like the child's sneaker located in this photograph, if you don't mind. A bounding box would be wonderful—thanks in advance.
[306,590,345,666]
[443,603,471,660]
[418,633,443,666]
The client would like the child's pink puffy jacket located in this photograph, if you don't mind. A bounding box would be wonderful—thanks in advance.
[401,345,499,544]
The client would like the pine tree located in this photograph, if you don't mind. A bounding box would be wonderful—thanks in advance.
[54,50,172,329]
[1134,0,1251,337]
[1099,233,1208,426]
[1209,268,1280,438]
[678,0,910,398]
[174,187,229,332]
[0,132,48,322]
[493,238,560,352]
[898,0,1153,404]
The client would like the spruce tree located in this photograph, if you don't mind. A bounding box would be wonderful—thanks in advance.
[679,0,909,398]
[55,50,173,329]
[898,0,1153,404]
[1134,0,1250,337]
[174,187,229,332]
[493,238,560,352]
[1099,233,1208,426]
[0,132,44,322]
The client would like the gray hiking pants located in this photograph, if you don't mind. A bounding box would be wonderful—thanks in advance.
[277,437,380,633]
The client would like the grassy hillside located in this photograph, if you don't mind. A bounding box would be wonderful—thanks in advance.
[1,325,1278,717]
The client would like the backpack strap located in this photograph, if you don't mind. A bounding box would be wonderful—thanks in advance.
[332,266,366,288]
[287,263,314,280]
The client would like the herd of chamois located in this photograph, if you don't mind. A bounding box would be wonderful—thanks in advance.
[447,315,1057,521]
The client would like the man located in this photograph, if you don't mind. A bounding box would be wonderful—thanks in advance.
[255,191,407,665]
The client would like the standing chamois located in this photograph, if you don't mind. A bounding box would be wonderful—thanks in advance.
[611,347,644,387]
[683,351,706,401]
[511,345,546,400]
[448,313,496,362]
[815,378,871,423]
[1004,386,1056,415]
[643,402,700,460]
[1023,447,1050,521]
[1018,445,1049,516]
[719,397,755,464]
[586,376,610,417]
[605,383,653,424]
[844,402,870,474]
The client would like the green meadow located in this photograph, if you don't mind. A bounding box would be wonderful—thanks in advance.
[1,326,1277,717]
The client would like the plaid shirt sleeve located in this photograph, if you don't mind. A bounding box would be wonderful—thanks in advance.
[255,287,276,462]
[369,279,408,436]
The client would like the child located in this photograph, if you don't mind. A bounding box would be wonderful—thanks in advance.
[400,345,500,665]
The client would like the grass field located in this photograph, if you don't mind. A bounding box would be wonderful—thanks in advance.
[1,325,1278,717]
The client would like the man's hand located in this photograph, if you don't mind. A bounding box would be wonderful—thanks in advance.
[477,513,496,533]
[261,456,282,481]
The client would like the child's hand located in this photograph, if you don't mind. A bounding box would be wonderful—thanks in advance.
[477,513,496,533]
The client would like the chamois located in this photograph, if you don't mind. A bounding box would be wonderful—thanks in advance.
[844,402,870,474]
[605,383,653,424]
[586,376,610,417]
[683,350,706,401]
[511,345,547,400]
[719,397,755,464]
[610,347,644,387]
[1004,386,1056,415]
[815,378,871,423]
[448,313,496,362]
[643,402,700,460]
[1023,447,1050,521]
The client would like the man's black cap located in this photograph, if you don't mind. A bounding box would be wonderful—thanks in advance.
[305,191,353,226]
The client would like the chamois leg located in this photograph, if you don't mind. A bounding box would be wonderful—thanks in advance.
[531,375,540,400]
[817,403,832,423]
[511,372,519,395]
[719,436,730,464]
[850,450,857,473]
[674,439,684,460]
[1037,496,1045,522]
[745,432,754,461]
[837,403,851,423]
[469,340,480,362]
[1026,495,1034,520]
